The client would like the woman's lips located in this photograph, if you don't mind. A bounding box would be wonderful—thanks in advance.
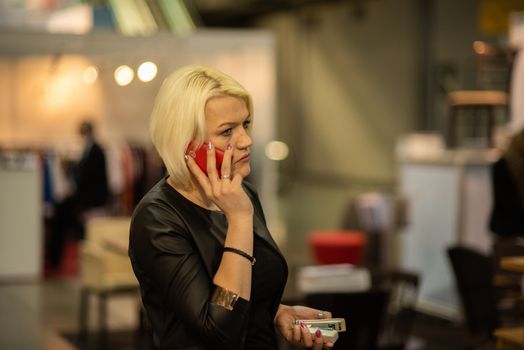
[234,154,250,164]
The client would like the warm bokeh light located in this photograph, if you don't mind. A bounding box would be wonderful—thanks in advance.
[473,41,487,55]
[114,65,134,86]
[137,61,158,82]
[82,66,98,85]
[265,141,289,161]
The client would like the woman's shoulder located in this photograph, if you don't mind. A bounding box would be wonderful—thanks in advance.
[131,178,187,230]
[134,179,169,210]
[129,179,194,253]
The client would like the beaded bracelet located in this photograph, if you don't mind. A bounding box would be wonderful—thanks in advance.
[223,247,256,266]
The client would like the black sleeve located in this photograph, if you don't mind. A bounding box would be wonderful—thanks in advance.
[129,202,250,349]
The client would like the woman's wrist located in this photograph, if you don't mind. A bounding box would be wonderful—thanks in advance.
[226,212,253,227]
[275,304,290,320]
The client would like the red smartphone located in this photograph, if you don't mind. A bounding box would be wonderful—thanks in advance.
[190,143,224,176]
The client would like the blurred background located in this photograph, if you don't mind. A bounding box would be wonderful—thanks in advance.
[1,0,524,349]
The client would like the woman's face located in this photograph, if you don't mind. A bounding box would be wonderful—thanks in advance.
[204,95,252,178]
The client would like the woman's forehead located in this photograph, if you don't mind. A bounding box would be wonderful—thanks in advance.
[205,96,249,124]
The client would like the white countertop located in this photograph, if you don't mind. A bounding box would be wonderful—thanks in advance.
[397,148,501,166]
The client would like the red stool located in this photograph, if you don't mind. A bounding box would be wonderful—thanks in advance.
[309,230,367,265]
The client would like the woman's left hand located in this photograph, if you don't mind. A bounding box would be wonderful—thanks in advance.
[275,304,334,349]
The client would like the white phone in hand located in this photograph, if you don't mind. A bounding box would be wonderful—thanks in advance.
[294,318,346,343]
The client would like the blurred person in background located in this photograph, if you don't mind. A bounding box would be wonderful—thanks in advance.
[129,65,334,350]
[47,120,109,271]
[73,121,109,212]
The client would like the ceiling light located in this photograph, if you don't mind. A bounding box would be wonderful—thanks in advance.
[137,61,157,82]
[82,66,98,85]
[265,141,289,161]
[114,65,134,86]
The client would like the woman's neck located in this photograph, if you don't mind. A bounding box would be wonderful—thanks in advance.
[167,177,220,211]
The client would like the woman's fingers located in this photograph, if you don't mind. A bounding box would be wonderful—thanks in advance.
[186,142,252,215]
[320,310,332,319]
[299,322,313,347]
[312,329,324,350]
[292,322,302,344]
[323,341,334,349]
[185,155,212,195]
[206,142,220,183]
[298,321,330,349]
[288,319,332,349]
[220,143,233,180]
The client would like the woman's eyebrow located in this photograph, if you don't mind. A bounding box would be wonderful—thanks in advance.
[217,121,236,128]
[217,115,251,128]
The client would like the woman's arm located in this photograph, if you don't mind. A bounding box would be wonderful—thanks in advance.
[130,203,250,350]
[212,213,253,299]
[186,143,254,300]
[133,143,255,350]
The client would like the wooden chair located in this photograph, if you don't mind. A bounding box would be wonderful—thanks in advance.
[375,269,421,350]
[447,90,509,148]
[78,216,143,344]
[447,245,524,349]
[494,327,524,349]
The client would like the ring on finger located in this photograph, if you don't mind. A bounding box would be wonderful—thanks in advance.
[221,174,231,180]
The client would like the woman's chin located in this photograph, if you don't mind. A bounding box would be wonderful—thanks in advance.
[233,164,251,179]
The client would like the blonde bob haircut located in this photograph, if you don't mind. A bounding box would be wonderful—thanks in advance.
[150,65,253,188]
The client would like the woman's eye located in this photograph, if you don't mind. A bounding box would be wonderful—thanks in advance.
[221,128,232,136]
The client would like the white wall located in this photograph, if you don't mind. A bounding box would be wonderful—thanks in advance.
[0,29,285,254]
[257,0,420,262]
[0,161,42,280]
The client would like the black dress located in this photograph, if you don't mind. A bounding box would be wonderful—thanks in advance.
[129,177,288,350]
[489,157,524,237]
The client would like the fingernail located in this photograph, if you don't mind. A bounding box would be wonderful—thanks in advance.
[207,142,213,150]
[227,143,232,151]
[188,150,196,158]
[184,154,189,161]
[315,329,321,338]
[300,321,306,329]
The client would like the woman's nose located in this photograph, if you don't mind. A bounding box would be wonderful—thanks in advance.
[235,129,253,149]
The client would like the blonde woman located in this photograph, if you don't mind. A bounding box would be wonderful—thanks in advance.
[129,65,333,350]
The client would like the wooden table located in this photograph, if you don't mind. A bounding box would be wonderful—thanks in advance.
[495,256,524,348]
[494,327,524,349]
[500,256,524,273]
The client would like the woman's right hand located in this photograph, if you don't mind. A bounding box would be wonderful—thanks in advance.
[275,305,334,349]
[186,142,253,219]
